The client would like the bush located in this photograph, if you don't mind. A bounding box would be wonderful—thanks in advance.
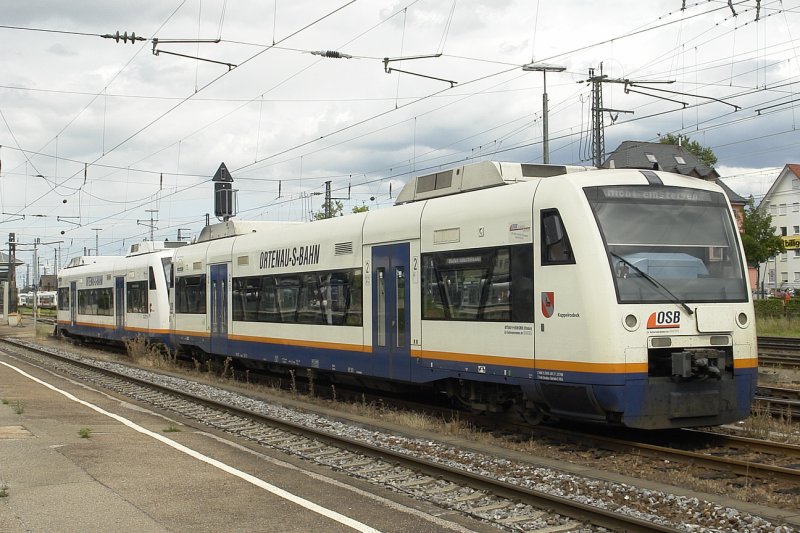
[785,298,800,317]
[754,298,784,318]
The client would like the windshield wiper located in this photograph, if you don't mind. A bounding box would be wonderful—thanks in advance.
[610,252,694,316]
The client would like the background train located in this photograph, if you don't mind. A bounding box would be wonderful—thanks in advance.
[57,161,757,429]
[18,291,58,309]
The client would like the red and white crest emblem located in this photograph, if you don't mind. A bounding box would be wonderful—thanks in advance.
[541,292,554,318]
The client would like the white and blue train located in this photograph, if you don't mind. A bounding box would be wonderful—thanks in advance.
[58,161,757,429]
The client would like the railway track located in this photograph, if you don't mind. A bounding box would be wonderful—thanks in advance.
[757,336,800,369]
[3,335,799,531]
[755,386,800,418]
[511,424,800,485]
[0,337,685,533]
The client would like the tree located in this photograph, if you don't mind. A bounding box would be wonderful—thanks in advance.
[659,133,718,168]
[740,196,785,295]
[312,200,344,220]
[313,201,369,219]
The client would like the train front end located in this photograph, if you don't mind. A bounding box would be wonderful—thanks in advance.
[583,173,757,429]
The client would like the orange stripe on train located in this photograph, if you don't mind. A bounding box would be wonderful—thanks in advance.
[228,333,369,353]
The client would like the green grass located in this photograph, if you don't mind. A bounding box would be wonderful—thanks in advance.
[163,424,181,433]
[755,316,800,337]
[17,306,57,318]
[0,482,8,497]
[78,427,92,439]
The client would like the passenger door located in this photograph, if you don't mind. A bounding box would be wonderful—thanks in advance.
[69,282,77,326]
[209,263,229,355]
[115,276,125,332]
[371,243,411,380]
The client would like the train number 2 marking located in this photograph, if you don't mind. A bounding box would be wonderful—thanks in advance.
[646,310,681,329]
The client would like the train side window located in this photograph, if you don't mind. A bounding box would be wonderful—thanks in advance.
[421,245,532,323]
[541,209,575,265]
[126,281,148,314]
[257,277,281,323]
[148,266,157,289]
[297,273,325,324]
[175,275,207,314]
[376,268,387,346]
[77,288,114,316]
[231,276,262,321]
[395,267,406,347]
[57,287,70,310]
[510,246,534,322]
[231,270,362,326]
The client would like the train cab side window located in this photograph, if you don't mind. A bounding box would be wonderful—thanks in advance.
[541,210,575,265]
[149,267,157,289]
[161,258,172,288]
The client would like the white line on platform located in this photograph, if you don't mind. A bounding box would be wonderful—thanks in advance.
[0,360,380,533]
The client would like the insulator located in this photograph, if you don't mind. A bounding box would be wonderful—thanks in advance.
[311,50,351,59]
[104,31,141,44]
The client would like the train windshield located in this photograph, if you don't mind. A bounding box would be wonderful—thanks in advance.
[584,185,748,303]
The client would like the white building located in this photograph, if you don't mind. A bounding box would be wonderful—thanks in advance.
[759,164,800,294]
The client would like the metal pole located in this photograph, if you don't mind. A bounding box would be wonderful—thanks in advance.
[325,181,332,219]
[146,210,158,241]
[8,233,17,313]
[542,71,550,164]
[522,62,565,165]
[92,228,102,256]
[33,238,38,331]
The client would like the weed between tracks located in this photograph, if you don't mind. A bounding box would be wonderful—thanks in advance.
[123,337,176,368]
[0,481,8,497]
[739,401,795,442]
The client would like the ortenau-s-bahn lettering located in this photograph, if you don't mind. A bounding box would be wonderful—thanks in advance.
[260,244,321,269]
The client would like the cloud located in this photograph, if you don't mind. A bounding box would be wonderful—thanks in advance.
[47,43,78,57]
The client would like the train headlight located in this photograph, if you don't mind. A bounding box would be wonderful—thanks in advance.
[623,314,639,331]
[736,312,749,328]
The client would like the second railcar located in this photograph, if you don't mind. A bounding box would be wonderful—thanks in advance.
[57,241,184,345]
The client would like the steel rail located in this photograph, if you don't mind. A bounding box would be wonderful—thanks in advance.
[513,425,800,484]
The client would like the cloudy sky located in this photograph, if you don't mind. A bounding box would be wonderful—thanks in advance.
[1,0,799,278]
